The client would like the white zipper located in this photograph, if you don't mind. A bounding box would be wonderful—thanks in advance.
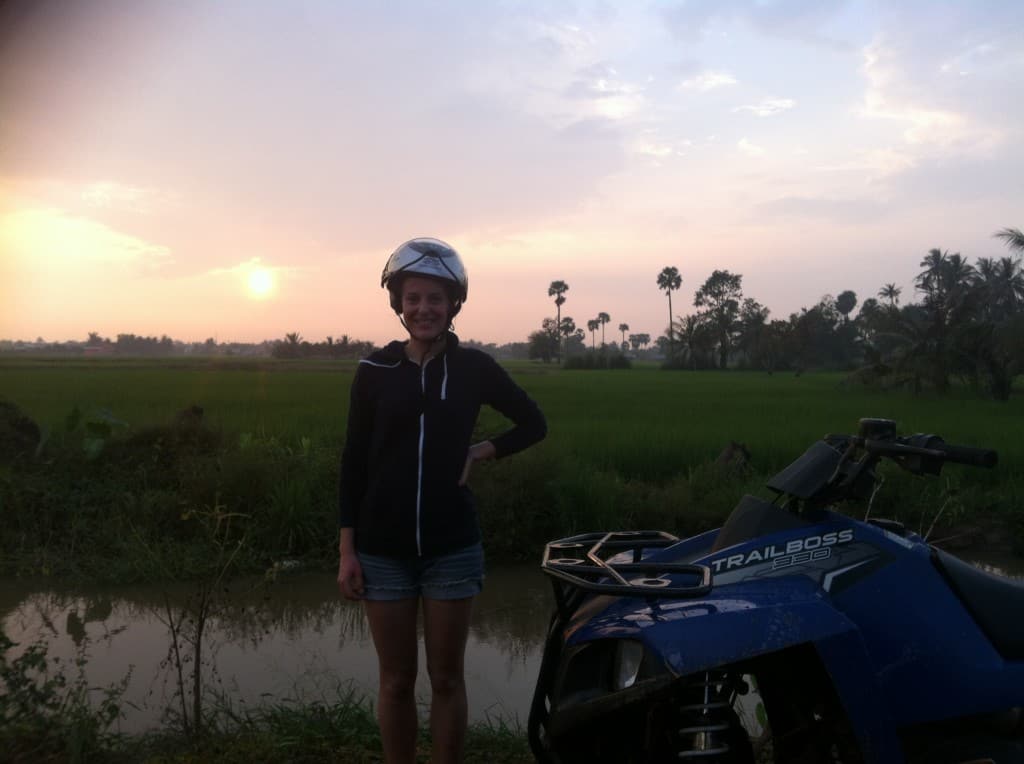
[415,357,432,556]
[441,354,448,400]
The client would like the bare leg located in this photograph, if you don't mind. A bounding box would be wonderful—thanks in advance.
[364,598,420,764]
[422,596,474,764]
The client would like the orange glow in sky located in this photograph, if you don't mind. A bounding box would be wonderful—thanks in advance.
[1,1,1021,347]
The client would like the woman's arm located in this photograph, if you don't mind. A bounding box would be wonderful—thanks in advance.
[338,366,373,529]
[459,439,496,486]
[479,355,547,458]
[337,527,364,600]
[338,367,372,600]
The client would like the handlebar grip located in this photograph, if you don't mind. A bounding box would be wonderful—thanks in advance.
[932,443,998,468]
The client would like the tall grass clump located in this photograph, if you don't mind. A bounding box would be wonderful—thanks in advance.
[0,397,340,581]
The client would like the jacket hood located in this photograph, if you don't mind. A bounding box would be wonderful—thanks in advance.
[367,332,460,364]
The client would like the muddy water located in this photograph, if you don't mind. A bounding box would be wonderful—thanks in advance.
[2,554,1022,734]
[0,563,553,732]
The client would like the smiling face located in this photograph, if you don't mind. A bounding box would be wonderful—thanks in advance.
[400,275,453,344]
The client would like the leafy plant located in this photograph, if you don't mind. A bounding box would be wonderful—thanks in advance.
[0,629,130,761]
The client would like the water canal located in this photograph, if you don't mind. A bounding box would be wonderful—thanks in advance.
[2,553,1022,733]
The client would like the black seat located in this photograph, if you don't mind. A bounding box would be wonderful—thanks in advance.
[932,548,1024,660]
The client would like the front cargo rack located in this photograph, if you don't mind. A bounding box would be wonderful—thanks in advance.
[541,530,713,619]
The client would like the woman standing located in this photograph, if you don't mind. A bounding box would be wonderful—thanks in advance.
[337,237,546,763]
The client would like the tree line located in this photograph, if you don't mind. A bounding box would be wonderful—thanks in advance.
[536,228,1024,399]
[529,281,645,363]
[269,333,376,360]
[0,332,377,360]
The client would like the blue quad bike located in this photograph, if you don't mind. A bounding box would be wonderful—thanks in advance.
[527,419,1024,763]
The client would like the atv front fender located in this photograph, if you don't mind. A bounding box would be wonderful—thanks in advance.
[567,576,902,761]
[568,575,855,674]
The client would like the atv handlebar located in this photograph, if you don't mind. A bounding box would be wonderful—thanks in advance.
[925,442,998,469]
[773,422,1000,506]
[863,435,998,469]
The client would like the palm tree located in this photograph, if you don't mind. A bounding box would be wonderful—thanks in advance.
[619,323,629,348]
[657,267,682,351]
[548,280,569,360]
[912,249,978,393]
[916,249,946,297]
[559,316,577,356]
[586,318,599,349]
[945,253,977,292]
[994,227,1024,253]
[835,290,857,323]
[997,257,1024,309]
[991,228,1024,316]
[279,332,303,359]
[597,312,610,346]
[916,249,976,304]
[976,256,1024,320]
[878,283,902,308]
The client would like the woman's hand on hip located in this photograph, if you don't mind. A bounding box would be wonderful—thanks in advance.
[338,555,364,601]
[459,440,496,486]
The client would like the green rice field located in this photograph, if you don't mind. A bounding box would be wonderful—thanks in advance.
[1,357,1021,579]
[1,356,1019,471]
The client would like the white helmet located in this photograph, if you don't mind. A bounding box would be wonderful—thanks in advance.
[381,237,469,316]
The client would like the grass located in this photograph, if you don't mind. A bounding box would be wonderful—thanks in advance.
[1,357,1021,583]
[0,632,533,764]
[129,695,533,763]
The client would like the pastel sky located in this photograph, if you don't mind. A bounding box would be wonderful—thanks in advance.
[2,0,1022,346]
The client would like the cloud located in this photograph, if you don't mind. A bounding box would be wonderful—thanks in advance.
[564,63,647,120]
[533,21,596,56]
[859,39,1005,157]
[0,207,171,268]
[939,42,997,77]
[631,140,676,161]
[206,256,296,280]
[679,71,738,92]
[80,181,178,214]
[734,98,796,117]
[208,257,264,277]
[628,129,693,161]
[737,138,765,157]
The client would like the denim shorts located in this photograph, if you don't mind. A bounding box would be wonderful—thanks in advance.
[357,543,485,601]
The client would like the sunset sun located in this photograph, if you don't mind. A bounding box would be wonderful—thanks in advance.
[246,267,275,299]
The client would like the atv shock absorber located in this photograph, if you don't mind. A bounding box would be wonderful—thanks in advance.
[675,671,736,759]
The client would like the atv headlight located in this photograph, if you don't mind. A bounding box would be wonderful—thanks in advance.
[553,639,672,716]
[613,640,644,690]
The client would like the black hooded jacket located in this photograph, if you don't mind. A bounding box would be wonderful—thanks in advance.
[338,333,546,558]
